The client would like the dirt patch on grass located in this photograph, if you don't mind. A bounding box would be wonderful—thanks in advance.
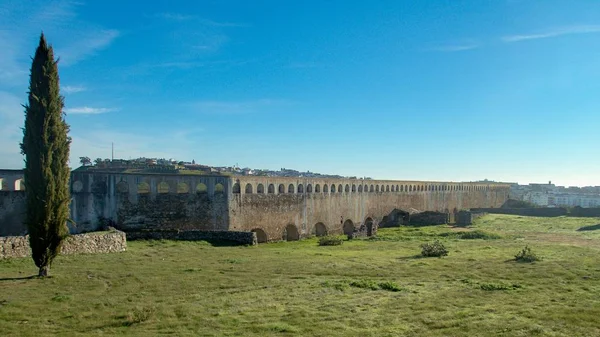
[523,232,600,248]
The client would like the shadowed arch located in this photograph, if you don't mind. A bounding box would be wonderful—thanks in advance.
[331,184,336,193]
[352,184,356,192]
[338,184,343,193]
[345,184,350,193]
[314,222,327,237]
[268,184,275,193]
[288,184,295,193]
[15,178,25,191]
[343,219,354,236]
[358,185,363,192]
[386,185,390,192]
[365,217,374,236]
[284,224,300,241]
[232,182,241,194]
[396,185,399,192]
[306,184,313,193]
[278,184,285,193]
[245,183,253,194]
[315,184,321,193]
[257,183,265,193]
[323,184,328,193]
[391,185,395,192]
[214,183,224,193]
[376,185,380,192]
[298,184,304,193]
[252,228,268,243]
[370,185,374,192]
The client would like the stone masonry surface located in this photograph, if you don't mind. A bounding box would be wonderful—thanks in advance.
[0,230,127,259]
[125,229,257,245]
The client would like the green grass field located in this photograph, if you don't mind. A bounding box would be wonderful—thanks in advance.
[1,214,600,336]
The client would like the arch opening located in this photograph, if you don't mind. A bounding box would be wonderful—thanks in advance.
[343,219,355,236]
[196,183,208,193]
[214,183,224,194]
[245,183,253,194]
[278,184,285,194]
[232,182,241,194]
[137,182,150,194]
[158,182,170,194]
[314,222,327,237]
[257,183,265,194]
[315,184,321,193]
[268,184,275,193]
[288,184,295,194]
[252,228,268,243]
[176,182,189,194]
[298,184,304,193]
[365,217,374,237]
[284,224,300,241]
[306,184,313,193]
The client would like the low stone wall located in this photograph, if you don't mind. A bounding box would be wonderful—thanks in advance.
[470,207,567,217]
[347,223,377,239]
[0,230,127,259]
[409,211,449,226]
[125,229,257,246]
[455,211,487,226]
[569,207,600,218]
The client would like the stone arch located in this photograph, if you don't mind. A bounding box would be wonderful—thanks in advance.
[278,184,285,193]
[158,182,170,193]
[268,184,275,193]
[117,181,128,194]
[306,184,313,193]
[338,184,343,193]
[409,185,413,192]
[376,185,380,192]
[365,217,374,236]
[345,184,350,193]
[314,222,327,237]
[315,184,321,193]
[391,185,395,192]
[196,183,208,193]
[386,185,390,192]
[358,185,363,192]
[298,184,304,193]
[331,184,336,193]
[323,184,328,193]
[343,219,355,236]
[370,185,374,192]
[351,184,356,192]
[284,224,300,241]
[252,228,268,243]
[214,183,224,193]
[137,182,150,194]
[257,183,265,194]
[176,182,189,193]
[288,184,295,193]
[232,182,241,194]
[396,185,399,192]
[245,183,253,194]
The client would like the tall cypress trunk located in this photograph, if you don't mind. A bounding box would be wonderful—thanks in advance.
[20,33,71,277]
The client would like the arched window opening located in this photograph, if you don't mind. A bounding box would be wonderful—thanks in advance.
[176,182,189,194]
[370,185,374,192]
[196,183,208,193]
[345,184,350,193]
[214,183,225,193]
[306,184,313,193]
[386,185,390,192]
[314,223,327,237]
[376,185,380,192]
[330,184,335,193]
[268,184,275,193]
[391,185,395,192]
[137,182,150,194]
[288,184,295,193]
[338,184,343,193]
[351,184,356,192]
[358,185,363,192]
[245,183,253,194]
[396,185,399,192]
[323,184,328,193]
[232,182,241,194]
[252,228,268,243]
[284,224,300,241]
[158,182,170,193]
[315,184,321,193]
[257,184,265,193]
[343,219,354,236]
[298,184,304,193]
[278,184,285,194]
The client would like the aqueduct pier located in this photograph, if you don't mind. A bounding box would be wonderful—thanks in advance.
[1,169,510,241]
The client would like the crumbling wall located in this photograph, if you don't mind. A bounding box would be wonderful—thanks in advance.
[409,211,449,226]
[0,230,126,259]
[125,229,256,245]
[0,191,27,236]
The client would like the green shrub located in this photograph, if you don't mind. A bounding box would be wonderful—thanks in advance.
[349,280,380,291]
[457,230,501,240]
[318,236,343,246]
[515,246,541,263]
[321,281,348,291]
[420,240,448,257]
[378,281,404,292]
[480,282,522,291]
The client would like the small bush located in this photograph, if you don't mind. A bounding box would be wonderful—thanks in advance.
[515,246,541,263]
[318,236,343,246]
[349,280,380,291]
[457,230,501,240]
[322,280,348,291]
[420,240,448,257]
[378,281,404,292]
[480,282,522,291]
[126,306,155,325]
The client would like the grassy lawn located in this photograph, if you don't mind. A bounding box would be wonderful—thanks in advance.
[1,214,600,336]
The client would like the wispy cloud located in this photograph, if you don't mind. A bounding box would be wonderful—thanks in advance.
[57,29,120,66]
[502,25,600,42]
[62,85,86,94]
[65,107,117,115]
[188,99,294,114]
[152,12,248,27]
[429,44,480,52]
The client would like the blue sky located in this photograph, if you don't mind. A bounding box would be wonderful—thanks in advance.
[1,0,599,186]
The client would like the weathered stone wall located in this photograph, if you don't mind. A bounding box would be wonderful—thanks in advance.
[470,207,567,217]
[125,229,257,245]
[229,177,510,241]
[409,211,449,226]
[569,207,600,217]
[0,230,127,259]
[0,191,27,236]
[70,171,230,233]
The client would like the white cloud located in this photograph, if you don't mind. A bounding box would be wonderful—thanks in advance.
[502,25,600,42]
[429,44,480,52]
[64,107,117,114]
[56,29,120,66]
[62,85,86,94]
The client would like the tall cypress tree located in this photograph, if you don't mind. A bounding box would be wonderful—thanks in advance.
[20,33,71,277]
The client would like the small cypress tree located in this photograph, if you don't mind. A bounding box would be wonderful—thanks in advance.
[20,33,71,277]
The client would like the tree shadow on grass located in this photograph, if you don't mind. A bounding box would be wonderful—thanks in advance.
[0,275,38,281]
[577,224,600,232]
